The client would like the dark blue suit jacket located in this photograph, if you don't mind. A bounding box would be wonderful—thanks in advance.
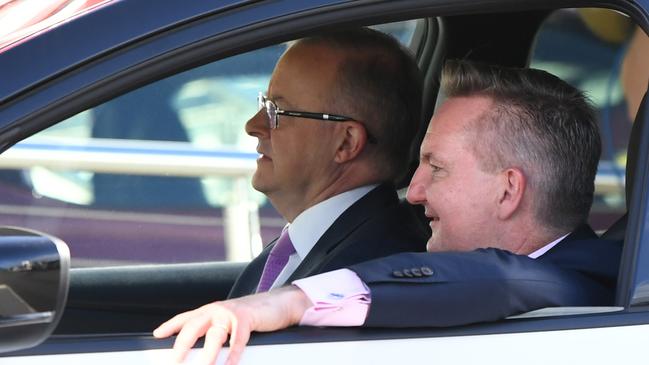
[349,225,622,327]
[228,184,428,298]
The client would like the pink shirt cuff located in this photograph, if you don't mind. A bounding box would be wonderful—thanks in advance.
[293,269,371,327]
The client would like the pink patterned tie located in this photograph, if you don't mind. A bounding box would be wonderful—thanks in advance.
[257,228,296,293]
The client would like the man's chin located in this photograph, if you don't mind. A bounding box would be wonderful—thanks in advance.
[251,173,272,194]
[426,239,440,252]
[426,236,442,252]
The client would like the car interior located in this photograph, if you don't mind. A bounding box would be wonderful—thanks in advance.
[2,4,648,355]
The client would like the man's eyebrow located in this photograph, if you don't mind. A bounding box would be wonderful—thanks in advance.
[421,151,444,164]
[266,93,286,103]
[265,89,281,100]
[269,95,294,109]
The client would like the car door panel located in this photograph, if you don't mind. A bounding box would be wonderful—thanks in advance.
[55,262,246,334]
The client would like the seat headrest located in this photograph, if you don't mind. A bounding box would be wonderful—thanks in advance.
[625,90,647,206]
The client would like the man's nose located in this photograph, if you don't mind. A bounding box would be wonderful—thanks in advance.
[406,166,427,205]
[245,109,270,138]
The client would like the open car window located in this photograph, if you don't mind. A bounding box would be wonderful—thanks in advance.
[0,20,420,268]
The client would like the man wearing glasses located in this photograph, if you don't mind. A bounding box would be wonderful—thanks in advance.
[227,28,428,298]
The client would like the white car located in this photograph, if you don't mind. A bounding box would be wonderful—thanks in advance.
[0,0,647,363]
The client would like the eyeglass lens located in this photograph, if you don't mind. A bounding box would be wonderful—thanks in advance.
[258,94,278,128]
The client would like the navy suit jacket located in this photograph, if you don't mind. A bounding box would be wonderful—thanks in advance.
[349,224,622,327]
[228,184,429,298]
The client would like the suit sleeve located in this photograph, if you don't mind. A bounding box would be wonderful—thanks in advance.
[348,249,610,328]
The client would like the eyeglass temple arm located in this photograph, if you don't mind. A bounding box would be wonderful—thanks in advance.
[280,110,352,121]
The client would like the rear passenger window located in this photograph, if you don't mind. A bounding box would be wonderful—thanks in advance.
[531,8,636,232]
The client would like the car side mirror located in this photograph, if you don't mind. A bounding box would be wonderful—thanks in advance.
[0,226,70,353]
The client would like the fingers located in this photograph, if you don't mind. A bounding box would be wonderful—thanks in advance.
[153,292,293,365]
[162,305,243,365]
[225,317,251,365]
[153,310,196,338]
[201,323,230,365]
[172,312,215,363]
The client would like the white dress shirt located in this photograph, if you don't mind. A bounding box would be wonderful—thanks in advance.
[527,233,570,259]
[267,184,379,290]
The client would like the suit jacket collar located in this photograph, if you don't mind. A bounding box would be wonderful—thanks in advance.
[289,184,377,260]
[285,183,399,282]
[537,224,597,264]
[539,223,621,288]
[564,223,599,241]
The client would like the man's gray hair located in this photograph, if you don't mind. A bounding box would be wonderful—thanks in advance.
[441,60,601,231]
[295,28,423,184]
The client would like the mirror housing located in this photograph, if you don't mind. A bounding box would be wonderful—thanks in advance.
[0,227,70,353]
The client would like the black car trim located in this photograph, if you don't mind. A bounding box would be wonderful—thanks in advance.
[622,92,649,307]
[4,309,649,356]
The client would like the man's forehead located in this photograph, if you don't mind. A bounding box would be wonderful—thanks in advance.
[267,42,343,99]
[426,96,494,132]
[419,96,495,155]
[278,42,345,70]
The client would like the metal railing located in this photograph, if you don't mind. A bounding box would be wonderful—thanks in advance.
[0,137,627,261]
[0,137,264,261]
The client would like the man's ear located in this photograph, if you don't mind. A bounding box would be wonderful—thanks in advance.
[496,167,526,220]
[334,121,367,163]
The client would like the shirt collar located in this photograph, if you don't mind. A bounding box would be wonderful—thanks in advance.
[527,232,570,259]
[287,184,379,259]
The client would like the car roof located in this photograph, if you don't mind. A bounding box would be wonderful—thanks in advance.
[0,0,255,103]
[0,0,115,54]
[0,0,579,106]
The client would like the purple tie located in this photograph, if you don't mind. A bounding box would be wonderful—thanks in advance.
[257,228,296,293]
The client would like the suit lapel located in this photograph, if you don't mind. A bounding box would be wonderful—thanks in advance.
[248,241,275,283]
[227,237,276,297]
[286,184,398,282]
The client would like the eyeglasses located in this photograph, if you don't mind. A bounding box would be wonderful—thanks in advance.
[257,92,377,144]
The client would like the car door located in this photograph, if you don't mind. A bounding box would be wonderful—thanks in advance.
[0,0,428,359]
[2,0,649,364]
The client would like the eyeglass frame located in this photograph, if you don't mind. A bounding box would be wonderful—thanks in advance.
[257,92,377,144]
